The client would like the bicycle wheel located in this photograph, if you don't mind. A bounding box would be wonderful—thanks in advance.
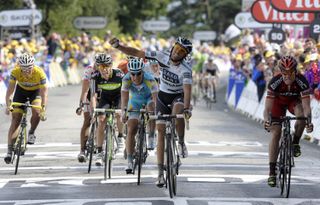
[108,126,115,179]
[278,139,286,195]
[87,121,96,173]
[137,124,145,185]
[104,125,113,180]
[14,128,25,175]
[166,134,176,198]
[284,135,292,198]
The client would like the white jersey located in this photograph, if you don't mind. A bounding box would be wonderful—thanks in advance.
[145,50,192,94]
[82,64,96,81]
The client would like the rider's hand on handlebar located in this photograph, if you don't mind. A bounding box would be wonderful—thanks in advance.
[76,101,84,115]
[264,120,271,132]
[306,122,313,133]
[40,105,47,121]
[121,111,128,123]
[5,106,12,115]
[183,108,192,120]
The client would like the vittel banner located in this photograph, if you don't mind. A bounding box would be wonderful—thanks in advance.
[271,0,320,12]
[251,0,315,24]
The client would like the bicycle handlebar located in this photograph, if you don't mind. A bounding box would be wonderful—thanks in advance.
[11,102,42,110]
[149,114,185,120]
[93,108,121,114]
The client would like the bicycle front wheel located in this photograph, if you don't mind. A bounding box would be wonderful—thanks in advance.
[166,135,176,198]
[104,125,113,180]
[87,121,97,174]
[283,135,292,198]
[14,128,26,175]
[137,126,146,185]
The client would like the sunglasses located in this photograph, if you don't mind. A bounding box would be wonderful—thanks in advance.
[21,66,33,71]
[130,72,142,76]
[174,44,188,55]
[98,64,112,70]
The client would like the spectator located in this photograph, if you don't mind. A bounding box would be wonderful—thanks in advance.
[252,54,266,102]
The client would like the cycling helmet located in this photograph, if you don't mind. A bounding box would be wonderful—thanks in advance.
[94,53,112,65]
[278,55,297,73]
[18,53,35,67]
[127,58,145,73]
[175,37,192,54]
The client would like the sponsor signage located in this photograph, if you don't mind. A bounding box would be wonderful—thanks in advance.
[2,26,32,39]
[193,31,217,40]
[235,12,272,28]
[251,0,315,24]
[271,0,320,12]
[268,28,286,44]
[73,16,107,29]
[0,9,42,27]
[142,20,170,31]
[310,17,320,40]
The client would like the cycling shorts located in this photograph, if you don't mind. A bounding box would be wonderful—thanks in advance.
[12,85,41,113]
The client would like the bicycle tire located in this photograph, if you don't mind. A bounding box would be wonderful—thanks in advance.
[108,126,115,179]
[14,129,24,175]
[104,125,110,180]
[87,122,96,174]
[279,138,286,195]
[284,135,292,198]
[137,123,145,185]
[166,134,175,198]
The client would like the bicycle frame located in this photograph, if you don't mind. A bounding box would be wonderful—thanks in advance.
[150,113,184,198]
[277,116,307,198]
[10,101,41,175]
[93,108,121,180]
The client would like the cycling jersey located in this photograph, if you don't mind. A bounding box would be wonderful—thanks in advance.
[202,62,218,76]
[122,71,158,119]
[267,73,310,119]
[145,50,192,94]
[82,64,96,81]
[92,68,124,100]
[267,73,310,101]
[9,65,47,91]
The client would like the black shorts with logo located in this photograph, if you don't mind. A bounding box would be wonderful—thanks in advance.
[156,90,184,115]
[13,85,41,104]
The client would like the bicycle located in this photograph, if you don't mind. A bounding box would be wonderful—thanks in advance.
[127,108,151,185]
[204,74,216,109]
[93,108,121,180]
[149,113,187,198]
[273,116,308,198]
[9,100,42,175]
[86,111,98,174]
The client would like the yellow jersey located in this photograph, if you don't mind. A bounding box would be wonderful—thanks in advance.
[9,65,47,91]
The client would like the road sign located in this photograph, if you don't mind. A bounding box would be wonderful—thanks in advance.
[73,16,107,29]
[142,20,170,31]
[235,12,272,28]
[193,31,217,41]
[0,9,42,27]
[268,28,286,44]
[251,0,315,24]
[310,17,320,41]
[271,0,320,12]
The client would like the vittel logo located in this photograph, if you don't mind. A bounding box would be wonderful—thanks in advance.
[251,0,315,24]
[271,0,320,11]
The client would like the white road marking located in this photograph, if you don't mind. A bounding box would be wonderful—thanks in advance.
[21,183,49,188]
[208,203,252,205]
[1,197,320,205]
[187,177,225,182]
[0,141,263,149]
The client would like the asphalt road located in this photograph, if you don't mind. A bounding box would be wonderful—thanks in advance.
[0,83,320,205]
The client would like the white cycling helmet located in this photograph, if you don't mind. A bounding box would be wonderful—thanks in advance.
[94,53,112,65]
[18,53,35,67]
[127,58,145,73]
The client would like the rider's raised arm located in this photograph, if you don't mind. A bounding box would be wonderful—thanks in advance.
[109,37,145,59]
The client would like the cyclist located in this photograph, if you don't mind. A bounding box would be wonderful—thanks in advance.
[121,58,158,173]
[76,53,118,163]
[91,54,124,166]
[202,55,220,102]
[109,36,192,187]
[264,55,313,187]
[4,53,48,164]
